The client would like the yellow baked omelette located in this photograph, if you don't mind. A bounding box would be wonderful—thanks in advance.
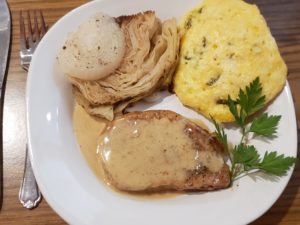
[174,0,287,122]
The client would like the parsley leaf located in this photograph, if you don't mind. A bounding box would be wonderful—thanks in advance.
[250,113,281,137]
[211,116,228,148]
[227,95,244,127]
[212,77,296,183]
[227,77,266,129]
[237,77,266,115]
[259,151,297,176]
[233,144,260,169]
[232,145,296,180]
[211,116,231,163]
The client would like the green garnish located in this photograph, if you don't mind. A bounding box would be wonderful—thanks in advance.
[249,113,281,137]
[232,144,260,179]
[227,77,267,142]
[211,116,231,164]
[212,77,296,182]
[259,151,297,176]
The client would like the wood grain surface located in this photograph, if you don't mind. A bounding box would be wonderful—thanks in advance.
[0,0,299,224]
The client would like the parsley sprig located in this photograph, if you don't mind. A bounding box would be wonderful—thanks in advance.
[212,77,296,182]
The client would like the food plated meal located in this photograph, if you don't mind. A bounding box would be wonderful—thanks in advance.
[58,0,294,194]
[26,0,298,224]
[60,8,232,192]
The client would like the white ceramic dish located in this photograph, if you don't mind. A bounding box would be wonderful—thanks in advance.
[26,0,297,224]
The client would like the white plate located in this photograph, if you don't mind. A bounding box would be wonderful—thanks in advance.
[26,0,297,224]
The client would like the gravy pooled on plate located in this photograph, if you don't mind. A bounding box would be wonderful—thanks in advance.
[73,104,180,198]
[73,103,107,181]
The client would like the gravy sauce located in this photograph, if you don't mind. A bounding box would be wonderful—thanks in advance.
[74,104,224,196]
[98,116,224,191]
[73,103,107,181]
[73,104,178,198]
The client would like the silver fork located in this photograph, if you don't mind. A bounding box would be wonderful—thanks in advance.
[19,10,46,209]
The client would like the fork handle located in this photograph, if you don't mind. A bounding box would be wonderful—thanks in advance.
[19,145,42,209]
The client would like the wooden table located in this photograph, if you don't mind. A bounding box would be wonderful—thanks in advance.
[0,0,299,224]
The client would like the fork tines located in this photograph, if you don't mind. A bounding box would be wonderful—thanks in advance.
[20,10,47,49]
[20,10,47,70]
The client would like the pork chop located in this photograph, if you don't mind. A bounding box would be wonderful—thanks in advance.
[98,110,230,191]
